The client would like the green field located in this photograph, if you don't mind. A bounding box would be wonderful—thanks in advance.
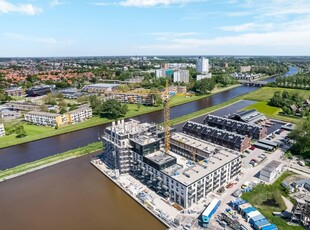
[0,142,102,181]
[242,101,300,124]
[244,87,310,102]
[242,171,304,230]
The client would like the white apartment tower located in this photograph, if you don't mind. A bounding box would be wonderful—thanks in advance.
[173,70,190,83]
[155,69,167,78]
[196,57,209,74]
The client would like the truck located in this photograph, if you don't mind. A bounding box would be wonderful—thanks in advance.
[200,198,221,228]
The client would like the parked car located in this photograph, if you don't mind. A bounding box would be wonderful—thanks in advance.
[298,161,306,167]
[232,189,242,197]
[258,154,266,159]
[244,150,250,154]
[249,146,256,150]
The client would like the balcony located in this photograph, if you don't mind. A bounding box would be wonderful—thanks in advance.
[197,183,204,189]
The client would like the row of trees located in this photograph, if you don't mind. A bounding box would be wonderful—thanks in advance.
[251,64,288,76]
[269,74,310,89]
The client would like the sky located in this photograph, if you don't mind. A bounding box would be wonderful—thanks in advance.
[1,0,310,57]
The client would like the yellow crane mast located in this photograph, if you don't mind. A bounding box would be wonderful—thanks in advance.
[164,78,170,154]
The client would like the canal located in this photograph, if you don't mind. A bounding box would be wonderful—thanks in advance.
[0,66,298,230]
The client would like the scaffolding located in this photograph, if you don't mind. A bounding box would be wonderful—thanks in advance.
[290,196,310,228]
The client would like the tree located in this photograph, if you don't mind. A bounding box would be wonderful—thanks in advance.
[89,95,102,114]
[43,93,57,105]
[269,91,283,107]
[137,102,141,111]
[14,123,27,138]
[216,74,235,87]
[289,116,310,157]
[148,91,162,107]
[39,104,49,112]
[0,73,7,89]
[194,78,216,95]
[100,99,128,119]
[58,99,67,113]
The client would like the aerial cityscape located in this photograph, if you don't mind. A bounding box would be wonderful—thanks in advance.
[1,1,310,230]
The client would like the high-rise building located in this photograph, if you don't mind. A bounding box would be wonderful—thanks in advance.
[155,69,167,78]
[173,70,190,83]
[196,57,209,74]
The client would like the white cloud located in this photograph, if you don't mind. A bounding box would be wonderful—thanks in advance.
[218,22,274,32]
[119,0,189,7]
[50,0,67,7]
[0,0,42,15]
[243,0,310,17]
[89,2,117,6]
[137,17,310,53]
[91,0,206,7]
[4,33,74,46]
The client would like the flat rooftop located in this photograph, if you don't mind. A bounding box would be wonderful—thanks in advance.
[261,160,282,173]
[26,111,61,117]
[130,134,159,146]
[85,83,119,88]
[145,151,176,165]
[162,133,240,185]
[171,132,239,157]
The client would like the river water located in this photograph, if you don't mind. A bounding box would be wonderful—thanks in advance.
[0,66,298,230]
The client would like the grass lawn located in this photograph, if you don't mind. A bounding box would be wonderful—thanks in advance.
[243,101,280,116]
[243,101,302,124]
[0,142,102,181]
[168,84,240,107]
[244,87,310,102]
[170,98,242,125]
[242,171,304,230]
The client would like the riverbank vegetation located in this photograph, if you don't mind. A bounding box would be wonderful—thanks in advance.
[268,73,310,89]
[242,171,303,230]
[0,142,102,181]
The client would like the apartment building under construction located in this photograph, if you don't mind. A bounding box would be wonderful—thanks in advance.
[100,119,241,208]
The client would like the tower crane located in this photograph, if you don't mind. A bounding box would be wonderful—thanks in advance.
[164,78,170,154]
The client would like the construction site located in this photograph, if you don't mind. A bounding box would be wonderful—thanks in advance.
[290,194,310,228]
[91,78,244,228]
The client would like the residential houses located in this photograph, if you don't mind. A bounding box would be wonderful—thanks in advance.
[25,106,92,127]
[183,121,251,152]
[204,114,267,140]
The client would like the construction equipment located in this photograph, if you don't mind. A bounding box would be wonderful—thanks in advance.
[164,78,170,154]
